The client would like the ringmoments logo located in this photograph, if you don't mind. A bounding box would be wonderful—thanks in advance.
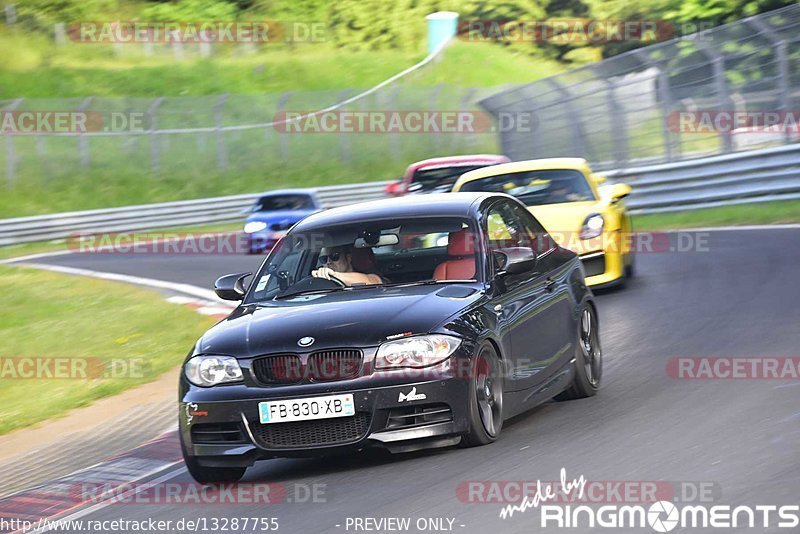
[496,469,799,531]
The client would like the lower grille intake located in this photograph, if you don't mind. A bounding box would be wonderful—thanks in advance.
[191,423,247,444]
[580,253,606,277]
[385,403,453,430]
[251,413,371,448]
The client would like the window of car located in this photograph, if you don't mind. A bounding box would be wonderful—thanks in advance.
[460,169,595,205]
[246,217,480,302]
[484,201,547,273]
[254,194,314,212]
[408,165,489,194]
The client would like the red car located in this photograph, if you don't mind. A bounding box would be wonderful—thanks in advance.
[386,154,511,197]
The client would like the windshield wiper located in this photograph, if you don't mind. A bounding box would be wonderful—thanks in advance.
[382,279,477,288]
[273,287,346,300]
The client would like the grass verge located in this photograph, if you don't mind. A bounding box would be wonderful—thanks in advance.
[632,199,800,230]
[0,265,216,435]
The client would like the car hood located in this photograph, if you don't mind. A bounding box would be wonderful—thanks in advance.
[197,284,484,357]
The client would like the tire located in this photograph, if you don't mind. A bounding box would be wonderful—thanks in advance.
[182,444,246,483]
[624,252,635,279]
[556,304,602,400]
[461,342,504,447]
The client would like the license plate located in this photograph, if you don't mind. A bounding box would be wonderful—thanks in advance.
[259,394,355,424]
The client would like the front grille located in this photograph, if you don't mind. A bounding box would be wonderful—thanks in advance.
[307,350,363,381]
[581,253,606,278]
[385,403,453,431]
[251,413,370,448]
[252,355,302,384]
[191,422,247,444]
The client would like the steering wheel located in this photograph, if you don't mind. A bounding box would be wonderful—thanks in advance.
[291,275,346,292]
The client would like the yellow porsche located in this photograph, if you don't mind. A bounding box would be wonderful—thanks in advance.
[452,158,634,288]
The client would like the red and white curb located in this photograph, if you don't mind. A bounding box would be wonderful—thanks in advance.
[165,296,235,319]
[0,431,182,534]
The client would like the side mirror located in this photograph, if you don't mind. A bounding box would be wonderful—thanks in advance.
[495,247,538,276]
[214,272,251,301]
[609,182,631,201]
[385,180,405,196]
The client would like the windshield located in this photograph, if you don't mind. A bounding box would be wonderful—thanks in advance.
[254,194,314,212]
[459,169,596,205]
[408,165,489,194]
[246,217,480,302]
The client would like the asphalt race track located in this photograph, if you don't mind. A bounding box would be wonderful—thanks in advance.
[14,228,800,533]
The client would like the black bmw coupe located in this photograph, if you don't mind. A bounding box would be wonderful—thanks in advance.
[179,193,602,482]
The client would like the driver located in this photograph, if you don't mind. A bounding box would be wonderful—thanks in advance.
[312,246,383,286]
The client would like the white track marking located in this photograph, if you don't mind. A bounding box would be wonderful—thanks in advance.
[18,262,235,307]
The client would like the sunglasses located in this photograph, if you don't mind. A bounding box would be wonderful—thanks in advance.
[319,251,342,264]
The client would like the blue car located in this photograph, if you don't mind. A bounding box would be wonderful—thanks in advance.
[243,190,322,254]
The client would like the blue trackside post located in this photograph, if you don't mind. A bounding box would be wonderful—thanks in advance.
[426,12,459,55]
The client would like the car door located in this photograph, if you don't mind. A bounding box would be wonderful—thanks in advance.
[483,200,572,393]
[508,201,577,392]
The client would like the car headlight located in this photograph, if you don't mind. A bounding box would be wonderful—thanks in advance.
[244,221,268,234]
[579,213,604,240]
[375,334,461,369]
[184,355,243,387]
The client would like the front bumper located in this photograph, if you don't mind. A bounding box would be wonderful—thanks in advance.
[180,376,470,466]
[567,230,629,287]
[581,250,625,287]
[245,232,282,253]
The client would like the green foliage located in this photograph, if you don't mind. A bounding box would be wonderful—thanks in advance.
[15,0,117,31]
[140,0,240,20]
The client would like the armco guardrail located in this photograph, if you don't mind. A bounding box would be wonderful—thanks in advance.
[605,143,800,214]
[2,144,799,246]
[0,181,391,246]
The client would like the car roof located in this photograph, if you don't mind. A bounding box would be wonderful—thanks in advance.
[294,192,500,230]
[406,154,510,174]
[256,189,317,198]
[453,157,592,189]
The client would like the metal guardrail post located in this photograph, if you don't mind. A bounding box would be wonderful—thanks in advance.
[4,98,23,188]
[214,94,229,171]
[4,4,16,25]
[277,92,293,161]
[431,84,444,150]
[602,76,629,167]
[78,97,94,168]
[633,50,680,163]
[746,16,791,145]
[337,89,351,163]
[459,88,478,150]
[146,97,165,173]
[545,79,586,158]
[695,40,734,154]
[388,85,402,159]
